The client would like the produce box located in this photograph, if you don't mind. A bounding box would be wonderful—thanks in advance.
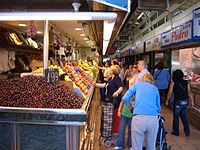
[58,80,73,92]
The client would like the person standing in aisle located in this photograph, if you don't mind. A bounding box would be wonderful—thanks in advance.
[166,69,191,136]
[119,61,124,81]
[122,64,133,88]
[123,74,160,150]
[154,62,170,105]
[95,65,123,142]
[135,60,150,83]
[114,63,139,150]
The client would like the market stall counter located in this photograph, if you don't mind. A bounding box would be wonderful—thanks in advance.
[188,82,200,130]
[0,79,96,150]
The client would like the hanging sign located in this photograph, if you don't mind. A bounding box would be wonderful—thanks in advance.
[135,41,144,54]
[45,68,59,83]
[161,30,171,47]
[193,7,200,39]
[161,21,192,47]
[171,21,192,44]
[92,0,130,11]
[146,35,161,51]
[121,49,129,57]
[179,48,193,68]
[146,38,154,51]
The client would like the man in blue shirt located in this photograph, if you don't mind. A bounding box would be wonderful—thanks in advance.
[123,74,160,150]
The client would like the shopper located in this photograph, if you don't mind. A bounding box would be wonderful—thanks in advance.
[123,74,161,150]
[95,65,123,141]
[166,69,191,136]
[135,60,150,83]
[114,63,138,150]
[154,62,170,105]
[122,64,133,88]
[119,61,124,81]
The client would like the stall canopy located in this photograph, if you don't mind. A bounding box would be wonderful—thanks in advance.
[92,0,130,12]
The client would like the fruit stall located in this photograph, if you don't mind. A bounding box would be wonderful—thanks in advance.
[0,60,99,150]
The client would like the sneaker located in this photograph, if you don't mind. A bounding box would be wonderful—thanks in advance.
[185,132,190,137]
[171,131,179,136]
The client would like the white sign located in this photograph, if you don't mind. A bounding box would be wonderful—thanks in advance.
[161,21,192,47]
[171,21,192,43]
[179,48,193,68]
[135,41,143,54]
[161,30,172,47]
[153,36,161,49]
[155,53,164,59]
[146,35,161,51]
[193,7,200,38]
[146,38,154,51]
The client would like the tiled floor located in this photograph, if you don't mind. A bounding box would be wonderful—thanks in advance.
[93,106,200,150]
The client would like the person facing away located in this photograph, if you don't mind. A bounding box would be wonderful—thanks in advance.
[166,69,191,137]
[123,74,161,150]
[154,62,170,105]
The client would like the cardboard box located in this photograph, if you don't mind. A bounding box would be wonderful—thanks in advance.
[58,80,73,92]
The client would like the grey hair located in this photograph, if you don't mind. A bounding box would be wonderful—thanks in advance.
[139,60,148,69]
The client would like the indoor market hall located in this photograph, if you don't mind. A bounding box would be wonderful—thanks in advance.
[0,0,200,150]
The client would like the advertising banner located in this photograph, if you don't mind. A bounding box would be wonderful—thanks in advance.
[92,0,130,11]
[193,7,200,39]
[146,35,161,51]
[161,21,192,47]
[179,48,193,68]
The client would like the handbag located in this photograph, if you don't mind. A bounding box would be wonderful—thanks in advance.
[113,94,122,108]
[105,93,113,102]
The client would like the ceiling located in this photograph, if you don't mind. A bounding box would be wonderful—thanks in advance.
[0,0,128,54]
[0,20,94,48]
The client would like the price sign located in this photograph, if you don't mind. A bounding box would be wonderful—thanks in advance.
[45,68,59,83]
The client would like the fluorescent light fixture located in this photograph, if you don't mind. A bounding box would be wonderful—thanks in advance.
[80,34,85,36]
[103,21,115,41]
[83,38,88,40]
[18,23,26,27]
[37,31,42,34]
[172,61,180,66]
[103,20,116,55]
[137,12,144,20]
[103,40,109,55]
[0,12,117,21]
[75,28,82,31]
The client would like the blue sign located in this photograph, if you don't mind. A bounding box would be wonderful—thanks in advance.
[92,0,130,11]
[193,7,200,40]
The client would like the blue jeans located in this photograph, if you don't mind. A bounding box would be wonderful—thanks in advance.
[117,115,132,149]
[173,100,190,135]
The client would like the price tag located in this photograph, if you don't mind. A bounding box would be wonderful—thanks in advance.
[45,68,59,83]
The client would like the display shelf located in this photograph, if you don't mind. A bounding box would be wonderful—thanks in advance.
[4,45,42,54]
[0,84,95,126]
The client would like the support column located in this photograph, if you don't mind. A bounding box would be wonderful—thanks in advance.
[43,20,49,72]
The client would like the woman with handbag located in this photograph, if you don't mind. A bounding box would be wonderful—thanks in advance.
[166,69,191,136]
[154,62,170,105]
[95,65,123,143]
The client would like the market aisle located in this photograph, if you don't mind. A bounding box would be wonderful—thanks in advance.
[94,106,200,150]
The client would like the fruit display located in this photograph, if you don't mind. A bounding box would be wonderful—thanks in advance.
[64,63,91,95]
[9,32,23,45]
[0,76,84,109]
[33,65,65,76]
[78,60,98,79]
